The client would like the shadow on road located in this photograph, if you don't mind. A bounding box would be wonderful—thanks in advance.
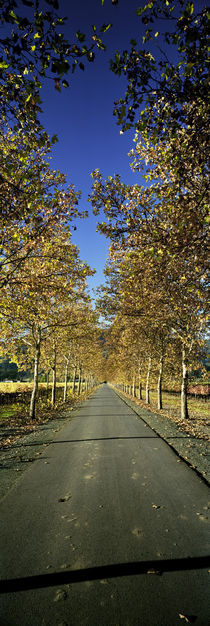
[1,556,209,594]
[1,433,202,451]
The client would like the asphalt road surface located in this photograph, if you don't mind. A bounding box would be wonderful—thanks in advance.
[0,384,209,626]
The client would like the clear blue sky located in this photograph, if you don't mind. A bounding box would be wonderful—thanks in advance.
[39,0,145,296]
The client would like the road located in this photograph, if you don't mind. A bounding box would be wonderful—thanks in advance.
[0,384,209,626]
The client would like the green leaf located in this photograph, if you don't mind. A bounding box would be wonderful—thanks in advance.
[76,30,86,43]
[186,2,194,15]
[0,62,10,70]
[100,23,112,33]
[9,10,19,22]
[51,134,58,144]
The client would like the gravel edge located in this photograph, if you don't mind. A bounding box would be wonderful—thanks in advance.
[112,386,210,486]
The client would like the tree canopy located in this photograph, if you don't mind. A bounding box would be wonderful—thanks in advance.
[90,0,209,418]
[0,0,110,137]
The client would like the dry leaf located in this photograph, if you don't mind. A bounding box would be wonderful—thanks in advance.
[178,614,197,623]
[54,589,67,602]
[147,568,161,576]
[58,493,71,502]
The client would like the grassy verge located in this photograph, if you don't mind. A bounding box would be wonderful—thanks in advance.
[0,384,97,449]
[142,390,209,421]
[120,389,209,441]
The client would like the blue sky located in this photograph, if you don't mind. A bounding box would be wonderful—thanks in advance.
[39,0,145,296]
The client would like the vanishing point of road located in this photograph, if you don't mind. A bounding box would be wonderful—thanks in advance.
[0,384,209,625]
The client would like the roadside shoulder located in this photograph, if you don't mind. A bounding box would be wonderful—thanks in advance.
[112,386,210,485]
[0,401,86,500]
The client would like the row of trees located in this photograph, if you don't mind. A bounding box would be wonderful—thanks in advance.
[91,1,208,419]
[0,1,109,418]
[0,117,105,418]
[0,223,104,418]
[0,1,208,422]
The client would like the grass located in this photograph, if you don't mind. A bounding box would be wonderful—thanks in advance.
[0,381,96,449]
[121,387,209,441]
[0,381,79,425]
[0,406,18,419]
[146,390,209,421]
[0,381,76,393]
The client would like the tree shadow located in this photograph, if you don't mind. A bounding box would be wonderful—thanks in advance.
[1,556,209,594]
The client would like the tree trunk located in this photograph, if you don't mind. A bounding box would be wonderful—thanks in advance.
[51,341,56,406]
[145,355,152,404]
[181,346,189,419]
[46,370,50,397]
[138,362,142,400]
[78,366,82,395]
[29,330,41,420]
[138,376,142,400]
[72,365,77,393]
[132,375,136,397]
[63,352,70,403]
[157,354,163,410]
[63,362,68,403]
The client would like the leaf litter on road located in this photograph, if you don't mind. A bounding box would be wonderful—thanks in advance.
[178,614,197,623]
[53,589,68,602]
[147,568,162,576]
[58,493,71,502]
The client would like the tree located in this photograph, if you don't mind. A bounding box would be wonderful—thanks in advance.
[0,0,110,136]
[94,212,207,417]
[111,1,208,141]
[0,228,94,419]
[0,125,87,285]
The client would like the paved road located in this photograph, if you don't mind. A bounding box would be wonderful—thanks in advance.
[0,384,209,626]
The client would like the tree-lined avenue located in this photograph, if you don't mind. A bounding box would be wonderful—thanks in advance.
[0,384,209,625]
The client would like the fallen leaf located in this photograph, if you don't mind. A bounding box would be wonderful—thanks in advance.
[178,614,197,623]
[152,504,161,509]
[54,589,68,602]
[147,568,161,576]
[58,493,71,502]
[132,528,142,536]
